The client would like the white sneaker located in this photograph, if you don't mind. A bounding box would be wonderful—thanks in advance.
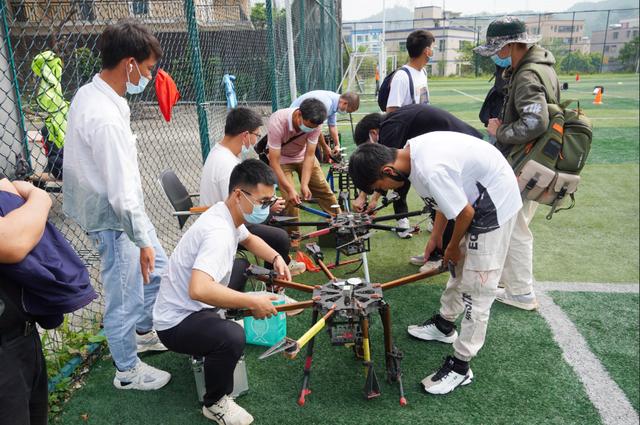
[136,330,168,353]
[113,359,171,390]
[288,259,306,276]
[419,260,442,273]
[407,315,458,343]
[202,395,254,425]
[409,254,426,266]
[422,357,473,395]
[282,294,304,317]
[495,288,539,311]
[396,218,413,239]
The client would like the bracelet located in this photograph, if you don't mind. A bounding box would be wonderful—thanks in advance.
[272,254,282,264]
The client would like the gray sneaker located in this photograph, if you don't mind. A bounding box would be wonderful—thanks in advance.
[202,395,254,425]
[495,288,539,311]
[136,330,168,353]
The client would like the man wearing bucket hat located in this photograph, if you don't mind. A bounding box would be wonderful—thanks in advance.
[474,17,560,311]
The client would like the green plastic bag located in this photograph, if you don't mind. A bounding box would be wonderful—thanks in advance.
[243,293,286,347]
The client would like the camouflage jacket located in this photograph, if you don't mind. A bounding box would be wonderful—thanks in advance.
[496,46,560,157]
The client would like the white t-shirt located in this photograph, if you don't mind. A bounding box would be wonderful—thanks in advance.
[199,143,241,206]
[386,65,429,109]
[153,202,250,331]
[407,131,521,234]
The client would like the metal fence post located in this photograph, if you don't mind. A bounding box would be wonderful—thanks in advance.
[474,16,479,78]
[569,11,575,53]
[184,0,211,162]
[266,0,279,111]
[298,0,307,94]
[600,10,611,73]
[319,0,326,89]
[0,2,31,171]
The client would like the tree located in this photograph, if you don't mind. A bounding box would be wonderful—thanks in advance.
[617,36,640,72]
[251,3,266,29]
[458,41,494,76]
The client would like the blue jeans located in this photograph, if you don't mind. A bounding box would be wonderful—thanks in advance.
[89,228,168,371]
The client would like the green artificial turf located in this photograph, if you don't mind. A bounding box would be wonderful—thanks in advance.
[548,291,640,412]
[55,74,638,423]
[56,285,602,425]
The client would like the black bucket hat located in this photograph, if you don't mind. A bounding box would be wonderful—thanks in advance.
[473,16,542,56]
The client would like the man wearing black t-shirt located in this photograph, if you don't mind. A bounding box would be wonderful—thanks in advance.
[353,104,484,267]
[0,178,52,425]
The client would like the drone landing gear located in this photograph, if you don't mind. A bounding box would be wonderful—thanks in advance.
[298,309,319,406]
[361,316,381,400]
[380,303,407,406]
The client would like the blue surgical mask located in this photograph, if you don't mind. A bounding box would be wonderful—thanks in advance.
[491,54,512,68]
[243,203,269,224]
[299,122,315,133]
[239,191,270,224]
[240,140,258,161]
[126,61,150,95]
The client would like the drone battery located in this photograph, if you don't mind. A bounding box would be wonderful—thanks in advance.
[317,224,336,248]
[328,320,360,345]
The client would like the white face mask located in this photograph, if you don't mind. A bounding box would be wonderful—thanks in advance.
[125,61,150,95]
[240,136,259,161]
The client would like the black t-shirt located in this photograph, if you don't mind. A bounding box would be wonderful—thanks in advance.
[0,279,29,331]
[379,104,484,149]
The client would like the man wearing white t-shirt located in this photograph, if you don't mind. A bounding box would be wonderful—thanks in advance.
[348,132,523,395]
[154,159,291,425]
[386,30,435,113]
[199,107,305,276]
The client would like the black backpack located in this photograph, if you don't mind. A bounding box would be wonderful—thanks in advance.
[377,67,414,112]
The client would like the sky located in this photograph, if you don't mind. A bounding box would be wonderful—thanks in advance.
[342,0,579,20]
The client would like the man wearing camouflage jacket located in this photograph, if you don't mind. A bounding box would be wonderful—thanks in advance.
[474,16,560,311]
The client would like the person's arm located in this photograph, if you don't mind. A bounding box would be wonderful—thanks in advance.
[352,191,368,212]
[317,133,332,159]
[92,125,153,248]
[443,204,474,266]
[386,106,399,113]
[299,138,318,201]
[0,179,52,263]
[329,125,340,152]
[365,191,382,213]
[268,147,300,205]
[239,233,291,281]
[423,210,447,260]
[496,71,550,145]
[188,270,278,319]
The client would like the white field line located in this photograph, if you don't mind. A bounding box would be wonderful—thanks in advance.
[537,282,639,425]
[451,88,484,102]
[538,281,639,293]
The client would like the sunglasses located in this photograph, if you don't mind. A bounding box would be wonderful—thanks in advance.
[240,189,277,210]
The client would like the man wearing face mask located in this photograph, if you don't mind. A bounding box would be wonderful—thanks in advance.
[385,30,435,113]
[290,90,360,158]
[473,16,557,311]
[199,107,306,276]
[64,20,171,390]
[348,134,523,395]
[267,98,340,236]
[155,160,290,425]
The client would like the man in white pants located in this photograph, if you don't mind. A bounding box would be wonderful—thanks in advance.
[348,132,523,395]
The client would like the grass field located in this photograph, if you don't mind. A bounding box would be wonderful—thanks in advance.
[55,73,639,425]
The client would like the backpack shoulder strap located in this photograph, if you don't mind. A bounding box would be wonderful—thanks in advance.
[400,67,415,104]
[517,63,556,105]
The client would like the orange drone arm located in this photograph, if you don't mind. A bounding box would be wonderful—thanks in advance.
[379,267,445,291]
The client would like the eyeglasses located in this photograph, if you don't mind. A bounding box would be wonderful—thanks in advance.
[240,189,277,210]
[250,131,261,138]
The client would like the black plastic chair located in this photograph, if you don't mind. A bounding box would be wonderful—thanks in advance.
[158,169,199,229]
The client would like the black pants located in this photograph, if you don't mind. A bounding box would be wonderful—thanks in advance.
[392,181,411,215]
[0,328,48,425]
[158,310,245,407]
[429,209,454,256]
[245,223,291,268]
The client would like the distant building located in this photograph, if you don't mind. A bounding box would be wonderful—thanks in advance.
[343,23,383,53]
[590,18,639,70]
[524,14,588,53]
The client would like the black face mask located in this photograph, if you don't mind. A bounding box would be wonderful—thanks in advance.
[384,166,410,184]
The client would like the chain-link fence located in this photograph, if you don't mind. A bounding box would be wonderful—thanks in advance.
[342,7,639,90]
[0,0,340,390]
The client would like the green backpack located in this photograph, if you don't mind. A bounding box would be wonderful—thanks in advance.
[507,63,593,220]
